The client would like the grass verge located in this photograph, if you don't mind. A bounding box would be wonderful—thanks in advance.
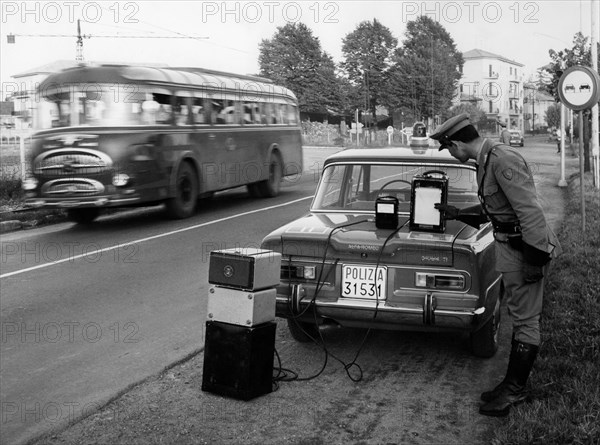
[492,173,600,444]
[0,166,68,228]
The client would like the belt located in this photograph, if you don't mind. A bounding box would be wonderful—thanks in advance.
[492,221,521,234]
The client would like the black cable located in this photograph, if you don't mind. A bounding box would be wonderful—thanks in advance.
[299,217,405,383]
[277,218,371,382]
[339,219,409,381]
[285,218,371,322]
[276,217,408,383]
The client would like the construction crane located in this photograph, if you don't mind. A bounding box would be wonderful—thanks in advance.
[6,19,208,61]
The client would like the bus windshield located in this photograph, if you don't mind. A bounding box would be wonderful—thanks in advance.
[42,83,175,128]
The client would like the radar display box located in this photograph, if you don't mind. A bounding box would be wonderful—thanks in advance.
[409,171,448,233]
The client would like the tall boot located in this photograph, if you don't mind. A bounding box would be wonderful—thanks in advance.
[480,335,516,402]
[479,340,539,417]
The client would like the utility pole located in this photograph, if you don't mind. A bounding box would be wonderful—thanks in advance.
[76,19,84,61]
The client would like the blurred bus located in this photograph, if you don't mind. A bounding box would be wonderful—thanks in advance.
[23,64,302,223]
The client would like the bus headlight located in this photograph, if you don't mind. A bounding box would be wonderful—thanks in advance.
[112,173,130,187]
[22,177,38,190]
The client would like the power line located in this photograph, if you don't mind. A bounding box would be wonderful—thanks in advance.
[6,19,208,61]
[8,34,208,39]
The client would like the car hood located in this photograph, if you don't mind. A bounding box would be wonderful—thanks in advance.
[262,212,487,267]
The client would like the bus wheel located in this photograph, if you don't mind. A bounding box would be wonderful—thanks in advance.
[67,208,100,224]
[246,183,261,198]
[166,161,198,219]
[257,152,282,197]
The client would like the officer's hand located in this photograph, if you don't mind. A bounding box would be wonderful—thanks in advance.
[434,203,459,220]
[523,263,544,283]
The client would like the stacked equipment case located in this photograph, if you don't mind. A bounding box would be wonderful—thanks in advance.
[202,248,281,400]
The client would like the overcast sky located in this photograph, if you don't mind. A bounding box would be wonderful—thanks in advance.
[0,1,597,92]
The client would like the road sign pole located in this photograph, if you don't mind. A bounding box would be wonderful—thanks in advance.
[579,110,586,233]
[557,65,600,234]
[591,0,599,188]
[559,103,567,187]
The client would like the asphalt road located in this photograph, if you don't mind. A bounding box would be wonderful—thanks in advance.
[0,147,338,445]
[1,141,577,444]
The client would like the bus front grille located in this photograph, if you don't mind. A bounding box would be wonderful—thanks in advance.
[34,149,113,176]
[42,179,105,196]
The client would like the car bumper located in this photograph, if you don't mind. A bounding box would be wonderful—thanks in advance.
[275,284,488,332]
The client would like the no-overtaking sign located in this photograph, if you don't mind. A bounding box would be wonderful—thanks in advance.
[558,65,600,111]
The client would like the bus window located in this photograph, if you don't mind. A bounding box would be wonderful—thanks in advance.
[279,104,290,124]
[174,97,191,126]
[287,104,298,125]
[151,93,173,124]
[192,98,207,124]
[212,99,237,125]
[52,100,71,127]
[243,102,261,124]
[44,86,148,127]
[278,104,288,124]
[269,103,280,124]
[85,98,106,122]
[260,103,270,124]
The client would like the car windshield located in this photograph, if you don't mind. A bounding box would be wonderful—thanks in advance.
[312,163,479,212]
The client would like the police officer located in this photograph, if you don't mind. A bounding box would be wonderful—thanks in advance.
[498,119,511,145]
[430,113,561,417]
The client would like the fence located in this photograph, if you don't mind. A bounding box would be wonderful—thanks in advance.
[301,121,417,147]
[1,130,33,180]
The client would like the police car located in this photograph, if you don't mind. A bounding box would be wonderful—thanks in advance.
[261,147,503,357]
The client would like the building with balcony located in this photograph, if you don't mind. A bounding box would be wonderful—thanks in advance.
[455,49,524,134]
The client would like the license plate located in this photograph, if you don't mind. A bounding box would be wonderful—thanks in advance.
[341,265,387,299]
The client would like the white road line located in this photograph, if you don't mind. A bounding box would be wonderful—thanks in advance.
[1,196,312,279]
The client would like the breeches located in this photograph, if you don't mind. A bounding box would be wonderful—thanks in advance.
[501,267,547,346]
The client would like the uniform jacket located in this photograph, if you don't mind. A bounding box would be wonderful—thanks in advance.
[500,128,511,145]
[476,139,562,272]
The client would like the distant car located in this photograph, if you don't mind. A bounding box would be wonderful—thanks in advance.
[261,147,503,358]
[509,130,524,147]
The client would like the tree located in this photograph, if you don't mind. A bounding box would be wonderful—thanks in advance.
[448,103,487,130]
[542,32,600,171]
[384,16,463,122]
[545,103,561,129]
[341,19,398,121]
[543,32,600,101]
[258,22,343,115]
